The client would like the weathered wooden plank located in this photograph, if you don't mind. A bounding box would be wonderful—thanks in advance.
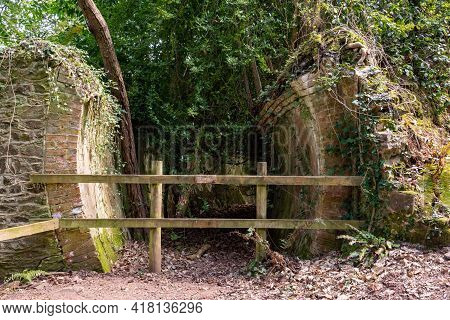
[256,162,267,260]
[0,220,59,242]
[30,174,363,186]
[58,218,364,230]
[148,160,163,273]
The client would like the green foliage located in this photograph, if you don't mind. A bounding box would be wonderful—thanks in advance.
[422,212,449,243]
[169,231,183,241]
[1,0,296,129]
[1,0,447,123]
[73,0,295,128]
[319,0,449,117]
[320,65,389,225]
[245,259,267,277]
[353,89,389,227]
[0,0,81,48]
[338,226,398,267]
[6,269,48,284]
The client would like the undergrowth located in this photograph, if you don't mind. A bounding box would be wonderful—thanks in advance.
[235,228,288,277]
[338,226,398,267]
[6,270,48,284]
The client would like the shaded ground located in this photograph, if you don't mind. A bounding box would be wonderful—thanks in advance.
[1,230,449,300]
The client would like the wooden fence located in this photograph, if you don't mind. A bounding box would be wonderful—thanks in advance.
[0,161,364,272]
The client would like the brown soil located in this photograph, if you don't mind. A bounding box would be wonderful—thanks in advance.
[1,230,449,300]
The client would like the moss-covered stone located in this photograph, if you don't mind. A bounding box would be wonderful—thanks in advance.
[0,232,66,279]
[92,228,124,272]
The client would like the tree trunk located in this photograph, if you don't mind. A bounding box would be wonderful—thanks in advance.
[290,1,300,49]
[242,68,254,112]
[77,0,147,239]
[251,58,262,95]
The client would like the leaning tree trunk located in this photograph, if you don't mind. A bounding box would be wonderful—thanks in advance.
[77,0,147,239]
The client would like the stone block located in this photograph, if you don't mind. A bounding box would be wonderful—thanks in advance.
[387,191,416,214]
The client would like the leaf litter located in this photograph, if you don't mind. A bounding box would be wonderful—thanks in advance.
[1,230,448,300]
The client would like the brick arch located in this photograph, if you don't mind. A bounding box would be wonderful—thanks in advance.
[258,72,359,255]
[42,72,103,270]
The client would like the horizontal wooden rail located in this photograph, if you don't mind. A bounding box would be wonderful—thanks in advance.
[0,218,363,242]
[0,220,59,242]
[57,218,363,230]
[30,174,363,186]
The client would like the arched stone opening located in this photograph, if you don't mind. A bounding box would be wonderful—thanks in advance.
[259,63,449,253]
[259,72,360,256]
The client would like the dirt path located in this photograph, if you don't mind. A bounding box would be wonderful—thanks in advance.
[1,231,449,300]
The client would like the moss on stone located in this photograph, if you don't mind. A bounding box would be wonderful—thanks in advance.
[92,228,124,273]
[440,159,450,207]
[93,236,111,273]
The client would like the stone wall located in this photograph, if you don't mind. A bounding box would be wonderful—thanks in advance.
[0,41,124,278]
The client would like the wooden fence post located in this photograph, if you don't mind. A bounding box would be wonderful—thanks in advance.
[149,160,163,272]
[256,162,267,260]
